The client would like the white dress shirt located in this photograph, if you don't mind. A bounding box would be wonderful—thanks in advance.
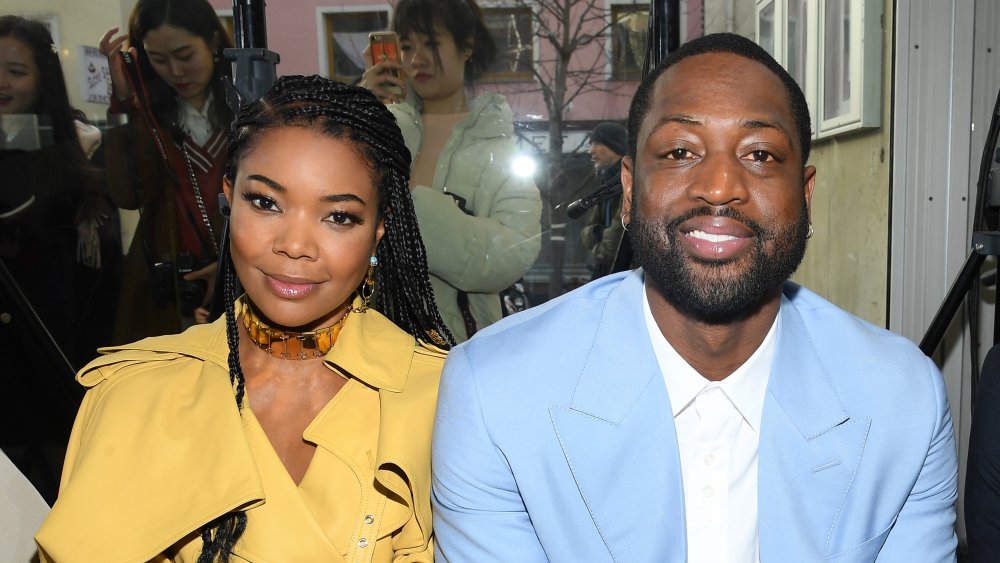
[178,91,215,146]
[642,281,778,562]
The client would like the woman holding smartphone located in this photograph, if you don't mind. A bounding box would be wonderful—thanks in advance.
[99,0,233,342]
[360,0,542,342]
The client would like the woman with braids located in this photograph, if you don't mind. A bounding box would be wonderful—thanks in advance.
[360,0,542,342]
[99,0,234,342]
[35,75,453,562]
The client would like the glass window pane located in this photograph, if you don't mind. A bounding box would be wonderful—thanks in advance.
[324,11,390,84]
[483,8,534,80]
[758,1,775,56]
[823,0,851,120]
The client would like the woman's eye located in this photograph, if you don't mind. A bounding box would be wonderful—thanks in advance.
[327,212,359,225]
[243,193,278,211]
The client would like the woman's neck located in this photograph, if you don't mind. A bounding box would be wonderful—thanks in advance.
[422,89,469,115]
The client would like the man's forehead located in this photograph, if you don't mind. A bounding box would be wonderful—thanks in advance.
[645,52,797,137]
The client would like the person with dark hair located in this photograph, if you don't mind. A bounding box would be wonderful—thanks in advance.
[431,33,957,561]
[35,75,453,562]
[99,0,234,343]
[0,14,120,507]
[0,15,119,365]
[359,0,541,342]
[580,121,627,279]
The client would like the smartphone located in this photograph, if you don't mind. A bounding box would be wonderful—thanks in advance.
[369,31,404,98]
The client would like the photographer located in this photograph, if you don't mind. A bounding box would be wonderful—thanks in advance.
[579,122,626,279]
[99,0,233,341]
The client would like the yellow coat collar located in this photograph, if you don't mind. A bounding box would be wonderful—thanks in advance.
[37,308,445,563]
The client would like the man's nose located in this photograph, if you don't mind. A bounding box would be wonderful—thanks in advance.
[689,154,749,206]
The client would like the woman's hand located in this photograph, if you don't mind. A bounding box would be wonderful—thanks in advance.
[74,121,102,159]
[99,27,133,102]
[183,262,217,324]
[357,44,406,104]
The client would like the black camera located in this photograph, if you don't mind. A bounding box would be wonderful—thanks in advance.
[151,252,208,317]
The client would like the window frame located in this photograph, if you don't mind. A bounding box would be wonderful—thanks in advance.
[755,0,881,139]
[318,6,392,84]
[480,5,536,83]
[608,2,650,82]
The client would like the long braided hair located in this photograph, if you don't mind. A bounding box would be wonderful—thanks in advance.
[196,75,454,562]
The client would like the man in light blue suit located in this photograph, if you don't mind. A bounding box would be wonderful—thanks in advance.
[432,33,958,562]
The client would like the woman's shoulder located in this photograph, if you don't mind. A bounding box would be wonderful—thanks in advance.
[77,319,229,392]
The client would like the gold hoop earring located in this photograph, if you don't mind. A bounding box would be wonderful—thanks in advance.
[352,255,378,313]
[806,224,815,239]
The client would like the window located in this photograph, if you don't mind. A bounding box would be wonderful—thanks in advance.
[755,0,880,138]
[216,12,235,45]
[482,7,534,82]
[610,4,649,81]
[322,10,390,84]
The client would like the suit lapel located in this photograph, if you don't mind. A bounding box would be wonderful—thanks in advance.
[758,288,871,559]
[550,271,686,562]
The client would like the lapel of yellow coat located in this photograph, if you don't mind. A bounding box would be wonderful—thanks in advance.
[322,304,445,542]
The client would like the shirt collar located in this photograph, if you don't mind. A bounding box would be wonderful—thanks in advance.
[642,276,778,431]
[179,90,214,120]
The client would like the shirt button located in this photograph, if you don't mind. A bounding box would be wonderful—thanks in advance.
[364,515,374,525]
[703,486,715,498]
[704,453,715,466]
[358,538,369,549]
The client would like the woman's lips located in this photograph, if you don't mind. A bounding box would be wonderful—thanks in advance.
[173,82,192,91]
[265,274,319,299]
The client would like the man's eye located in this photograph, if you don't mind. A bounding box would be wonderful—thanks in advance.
[666,148,691,160]
[748,150,774,162]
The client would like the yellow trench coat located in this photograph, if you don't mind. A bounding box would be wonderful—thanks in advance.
[35,305,446,563]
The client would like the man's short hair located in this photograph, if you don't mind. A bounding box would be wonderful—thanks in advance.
[626,32,812,165]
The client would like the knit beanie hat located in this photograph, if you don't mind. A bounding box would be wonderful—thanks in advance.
[590,122,628,157]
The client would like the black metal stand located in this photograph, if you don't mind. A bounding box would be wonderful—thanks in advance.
[611,0,680,275]
[0,258,76,380]
[209,0,279,321]
[920,232,1000,356]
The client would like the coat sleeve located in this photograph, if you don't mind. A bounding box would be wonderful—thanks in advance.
[35,385,101,562]
[591,197,624,267]
[102,107,164,211]
[876,355,958,562]
[410,156,541,294]
[431,347,548,562]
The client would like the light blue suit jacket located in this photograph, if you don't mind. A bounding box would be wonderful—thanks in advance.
[432,270,957,562]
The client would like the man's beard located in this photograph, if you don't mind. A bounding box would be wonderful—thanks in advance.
[630,199,809,325]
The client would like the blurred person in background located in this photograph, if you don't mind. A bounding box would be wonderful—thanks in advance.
[99,0,233,342]
[0,14,119,506]
[579,121,627,280]
[360,0,541,342]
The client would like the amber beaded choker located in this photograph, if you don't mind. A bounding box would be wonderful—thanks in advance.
[236,296,348,360]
